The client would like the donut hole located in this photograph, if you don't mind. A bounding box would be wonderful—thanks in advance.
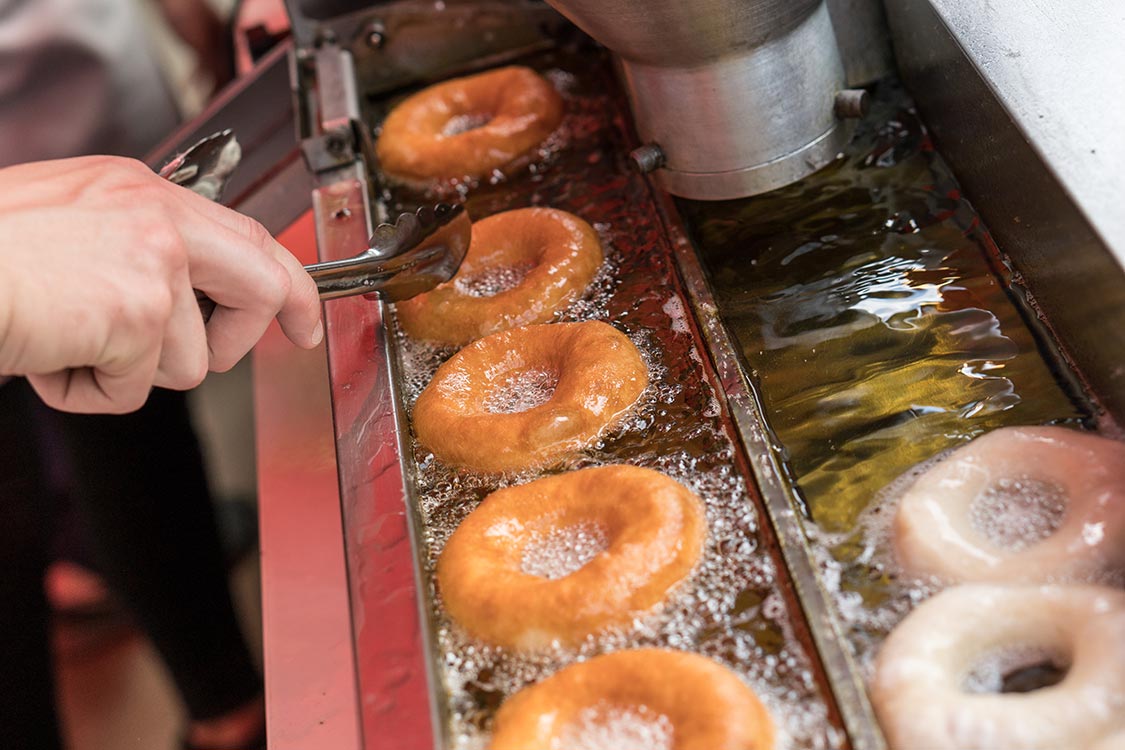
[968,475,1067,551]
[482,368,559,414]
[553,703,674,750]
[999,661,1068,693]
[520,522,609,580]
[441,112,493,136]
[454,262,536,298]
[963,645,1070,695]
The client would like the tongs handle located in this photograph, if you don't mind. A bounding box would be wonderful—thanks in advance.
[160,131,471,323]
[194,203,471,322]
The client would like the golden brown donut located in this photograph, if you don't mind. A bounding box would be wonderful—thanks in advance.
[395,208,604,346]
[413,321,647,472]
[437,465,706,650]
[491,649,776,750]
[375,66,564,185]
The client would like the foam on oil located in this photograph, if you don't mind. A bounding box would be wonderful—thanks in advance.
[521,522,609,579]
[455,263,535,298]
[553,705,674,750]
[483,368,559,414]
[969,476,1067,551]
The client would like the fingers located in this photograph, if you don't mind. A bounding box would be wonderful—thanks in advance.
[175,219,288,370]
[170,184,323,353]
[153,271,210,390]
[28,342,162,414]
[262,233,324,351]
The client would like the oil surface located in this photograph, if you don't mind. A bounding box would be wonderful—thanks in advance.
[376,49,843,749]
[679,81,1096,665]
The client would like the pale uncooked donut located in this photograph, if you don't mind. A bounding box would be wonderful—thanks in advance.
[871,584,1125,750]
[894,426,1125,583]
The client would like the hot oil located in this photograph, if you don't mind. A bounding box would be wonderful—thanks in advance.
[375,49,842,749]
[677,80,1097,671]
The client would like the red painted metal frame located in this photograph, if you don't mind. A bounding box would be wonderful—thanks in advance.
[257,200,437,749]
[255,212,363,750]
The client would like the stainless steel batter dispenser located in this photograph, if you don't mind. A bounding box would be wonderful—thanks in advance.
[544,0,865,199]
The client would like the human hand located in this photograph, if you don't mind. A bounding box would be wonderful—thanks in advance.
[0,156,322,413]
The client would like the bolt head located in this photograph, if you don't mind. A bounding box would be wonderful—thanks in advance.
[629,143,666,174]
[835,89,870,119]
[363,21,386,49]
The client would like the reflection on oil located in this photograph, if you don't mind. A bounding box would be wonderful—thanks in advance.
[681,80,1091,537]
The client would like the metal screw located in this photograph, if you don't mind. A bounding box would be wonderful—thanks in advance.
[332,207,352,221]
[835,89,870,119]
[629,143,666,174]
[364,21,386,50]
[325,133,348,155]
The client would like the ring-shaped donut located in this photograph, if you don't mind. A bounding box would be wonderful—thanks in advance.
[375,66,563,185]
[491,649,775,750]
[894,426,1125,583]
[437,465,706,650]
[395,208,603,346]
[871,584,1125,750]
[413,321,647,473]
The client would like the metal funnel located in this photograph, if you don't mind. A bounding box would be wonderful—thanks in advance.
[546,0,851,199]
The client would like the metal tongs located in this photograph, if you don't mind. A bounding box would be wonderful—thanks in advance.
[160,131,470,320]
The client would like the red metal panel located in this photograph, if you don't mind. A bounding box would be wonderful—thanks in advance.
[255,212,362,750]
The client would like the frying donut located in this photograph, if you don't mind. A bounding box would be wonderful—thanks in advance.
[894,426,1125,583]
[871,584,1125,750]
[395,208,603,346]
[491,649,775,750]
[437,465,706,650]
[375,66,563,185]
[412,321,647,472]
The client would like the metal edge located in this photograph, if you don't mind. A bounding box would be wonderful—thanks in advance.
[651,191,887,750]
[654,123,852,201]
[314,163,440,749]
[380,312,456,747]
[300,32,439,747]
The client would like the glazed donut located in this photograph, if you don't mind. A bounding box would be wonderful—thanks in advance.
[412,321,647,472]
[395,208,603,346]
[375,66,564,185]
[894,426,1125,583]
[437,465,705,650]
[491,649,775,750]
[871,584,1125,750]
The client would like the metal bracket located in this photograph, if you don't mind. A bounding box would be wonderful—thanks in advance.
[300,124,359,173]
[294,40,371,179]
